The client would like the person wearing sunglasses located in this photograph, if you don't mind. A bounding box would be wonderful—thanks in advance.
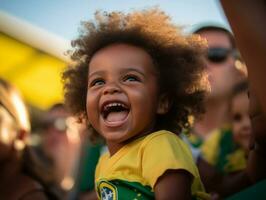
[195,25,243,106]
[187,25,245,172]
[207,47,239,64]
[180,25,252,198]
[38,104,74,189]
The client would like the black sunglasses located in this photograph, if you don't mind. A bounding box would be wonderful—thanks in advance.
[42,117,67,132]
[207,47,238,63]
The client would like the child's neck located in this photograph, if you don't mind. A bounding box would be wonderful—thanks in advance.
[107,126,156,156]
[107,142,124,156]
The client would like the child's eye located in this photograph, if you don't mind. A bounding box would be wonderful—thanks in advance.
[89,79,105,87]
[123,75,140,82]
[233,113,242,122]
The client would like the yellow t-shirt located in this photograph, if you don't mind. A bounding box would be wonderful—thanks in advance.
[95,130,208,200]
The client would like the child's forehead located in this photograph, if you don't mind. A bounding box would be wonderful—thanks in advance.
[91,43,150,59]
[88,43,157,73]
[231,92,248,106]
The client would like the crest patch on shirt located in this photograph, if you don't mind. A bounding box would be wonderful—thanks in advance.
[97,180,117,200]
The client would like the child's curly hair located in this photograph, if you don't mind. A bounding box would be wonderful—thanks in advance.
[62,8,209,139]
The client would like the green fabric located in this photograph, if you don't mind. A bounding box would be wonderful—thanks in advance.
[215,128,236,173]
[96,179,199,200]
[226,180,266,200]
[224,148,247,173]
[189,134,204,148]
[79,142,104,191]
[97,179,153,200]
[188,127,239,174]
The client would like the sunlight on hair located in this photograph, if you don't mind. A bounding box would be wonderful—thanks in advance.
[186,71,210,94]
[11,92,30,131]
[188,115,195,126]
[0,106,17,144]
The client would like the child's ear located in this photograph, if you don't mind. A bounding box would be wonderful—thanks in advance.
[157,94,171,114]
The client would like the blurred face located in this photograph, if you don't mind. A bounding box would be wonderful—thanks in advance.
[231,92,251,151]
[198,30,242,99]
[42,107,69,158]
[87,43,160,151]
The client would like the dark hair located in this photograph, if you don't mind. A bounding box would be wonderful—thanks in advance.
[62,8,208,138]
[193,24,236,49]
[232,80,249,98]
[229,79,249,114]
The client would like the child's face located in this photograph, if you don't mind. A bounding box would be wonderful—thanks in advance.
[231,91,251,151]
[86,43,161,148]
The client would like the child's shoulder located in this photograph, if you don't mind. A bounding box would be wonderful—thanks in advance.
[141,130,184,146]
[138,130,193,159]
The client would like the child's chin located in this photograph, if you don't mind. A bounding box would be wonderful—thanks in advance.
[103,131,128,142]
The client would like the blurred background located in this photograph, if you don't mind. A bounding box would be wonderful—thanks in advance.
[0,1,231,199]
[0,0,229,110]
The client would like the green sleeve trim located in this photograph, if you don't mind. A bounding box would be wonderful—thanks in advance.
[97,179,153,200]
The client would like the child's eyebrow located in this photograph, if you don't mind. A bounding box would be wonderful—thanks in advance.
[88,70,104,79]
[88,66,157,79]
[121,68,146,76]
[122,67,158,77]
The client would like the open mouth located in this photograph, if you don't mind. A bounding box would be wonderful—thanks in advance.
[101,102,130,124]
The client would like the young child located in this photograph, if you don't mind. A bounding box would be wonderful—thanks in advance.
[231,80,251,154]
[63,8,209,200]
[224,80,251,172]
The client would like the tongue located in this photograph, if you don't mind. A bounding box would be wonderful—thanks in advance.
[106,111,128,122]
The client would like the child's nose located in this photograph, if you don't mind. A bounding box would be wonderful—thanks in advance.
[242,116,252,130]
[103,83,121,95]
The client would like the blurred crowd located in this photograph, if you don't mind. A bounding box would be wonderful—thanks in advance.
[0,1,265,199]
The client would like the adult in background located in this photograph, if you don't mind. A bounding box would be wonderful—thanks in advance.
[190,25,245,172]
[0,78,48,199]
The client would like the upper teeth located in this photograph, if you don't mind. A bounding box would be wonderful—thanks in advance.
[104,102,127,110]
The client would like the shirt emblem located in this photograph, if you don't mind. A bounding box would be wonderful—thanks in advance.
[97,180,118,200]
